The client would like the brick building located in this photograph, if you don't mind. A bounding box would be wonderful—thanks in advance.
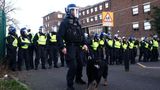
[79,0,160,38]
[43,11,65,32]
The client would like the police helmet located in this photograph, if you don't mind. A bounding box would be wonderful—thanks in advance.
[39,26,46,33]
[65,4,79,18]
[8,26,16,33]
[20,27,27,35]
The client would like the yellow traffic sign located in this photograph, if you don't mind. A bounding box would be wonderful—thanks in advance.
[102,12,114,27]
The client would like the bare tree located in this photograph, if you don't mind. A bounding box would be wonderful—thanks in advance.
[0,0,19,29]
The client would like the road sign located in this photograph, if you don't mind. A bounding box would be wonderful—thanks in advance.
[102,12,114,27]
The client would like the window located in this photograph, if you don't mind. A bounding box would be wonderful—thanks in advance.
[105,2,109,8]
[48,16,50,20]
[99,5,103,10]
[95,15,98,21]
[86,18,89,23]
[79,12,81,16]
[57,14,62,18]
[132,6,138,15]
[132,22,139,30]
[90,8,93,13]
[90,17,93,22]
[95,7,98,12]
[83,11,85,15]
[144,21,151,30]
[143,2,151,13]
[87,9,89,14]
[45,17,48,21]
[58,21,61,26]
[99,14,102,20]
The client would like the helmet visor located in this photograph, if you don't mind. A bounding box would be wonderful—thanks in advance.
[70,7,79,18]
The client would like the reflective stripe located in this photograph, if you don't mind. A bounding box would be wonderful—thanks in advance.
[114,41,121,48]
[50,33,57,42]
[37,33,47,45]
[20,37,30,49]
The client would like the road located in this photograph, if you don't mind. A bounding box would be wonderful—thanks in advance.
[15,61,160,90]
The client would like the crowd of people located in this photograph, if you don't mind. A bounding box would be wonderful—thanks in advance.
[5,3,159,90]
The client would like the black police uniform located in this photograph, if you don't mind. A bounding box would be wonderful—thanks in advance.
[57,15,86,89]
[6,33,18,71]
[17,35,30,71]
[27,33,34,69]
[47,32,59,68]
[33,32,47,69]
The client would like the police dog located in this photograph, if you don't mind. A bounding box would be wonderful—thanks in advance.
[86,56,108,90]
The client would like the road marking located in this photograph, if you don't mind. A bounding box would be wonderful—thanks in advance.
[137,63,147,68]
[137,63,160,69]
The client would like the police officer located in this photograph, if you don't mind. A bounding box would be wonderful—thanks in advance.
[6,26,18,71]
[47,26,59,68]
[138,37,145,62]
[33,26,47,70]
[122,37,129,72]
[57,4,88,90]
[105,33,114,65]
[151,35,159,61]
[17,28,31,71]
[27,29,35,69]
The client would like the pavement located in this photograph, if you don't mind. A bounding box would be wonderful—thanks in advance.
[14,61,160,90]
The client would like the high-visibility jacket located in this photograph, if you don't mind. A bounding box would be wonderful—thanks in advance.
[99,39,104,46]
[129,42,134,49]
[50,33,57,42]
[145,42,149,48]
[91,40,99,51]
[6,35,18,47]
[153,40,159,48]
[108,40,113,47]
[114,40,121,48]
[20,37,30,49]
[122,43,128,50]
[37,33,47,45]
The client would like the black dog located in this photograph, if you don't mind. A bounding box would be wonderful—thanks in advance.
[86,56,108,90]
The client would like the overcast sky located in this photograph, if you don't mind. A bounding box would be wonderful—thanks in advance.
[9,0,104,33]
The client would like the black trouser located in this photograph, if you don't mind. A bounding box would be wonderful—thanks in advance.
[28,45,34,69]
[48,45,58,67]
[139,48,144,62]
[66,44,83,87]
[133,47,137,63]
[60,50,65,66]
[123,49,129,71]
[18,48,29,70]
[143,48,149,62]
[114,48,120,65]
[106,48,114,65]
[35,45,46,68]
[7,47,17,71]
[151,48,159,61]
[129,49,135,64]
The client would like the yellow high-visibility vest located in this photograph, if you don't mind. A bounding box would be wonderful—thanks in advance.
[153,40,159,48]
[122,43,127,50]
[50,33,57,42]
[20,37,30,49]
[114,41,121,48]
[129,42,134,49]
[145,42,149,48]
[91,40,99,51]
[37,33,47,45]
[99,40,104,45]
[108,40,113,47]
[6,35,18,47]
